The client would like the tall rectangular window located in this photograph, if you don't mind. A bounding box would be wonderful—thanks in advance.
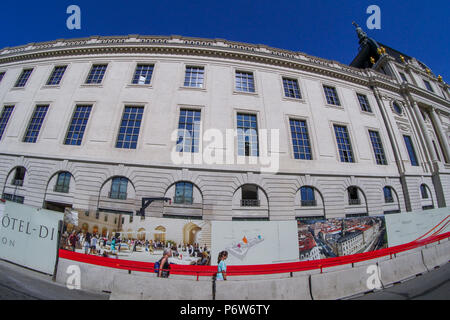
[132,64,154,85]
[323,85,341,106]
[46,66,67,85]
[369,130,387,165]
[14,69,33,87]
[289,119,312,160]
[423,80,434,92]
[237,113,258,157]
[184,66,204,88]
[0,72,5,83]
[235,71,255,93]
[85,64,107,84]
[0,106,14,141]
[116,106,143,149]
[283,78,302,99]
[23,105,49,143]
[334,125,354,162]
[176,109,201,153]
[64,105,92,145]
[403,135,419,166]
[357,94,372,113]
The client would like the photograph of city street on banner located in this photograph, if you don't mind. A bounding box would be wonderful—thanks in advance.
[297,216,387,261]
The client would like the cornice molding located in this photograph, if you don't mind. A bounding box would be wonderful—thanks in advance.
[0,35,387,88]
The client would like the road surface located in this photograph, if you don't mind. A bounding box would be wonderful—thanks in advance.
[0,258,448,300]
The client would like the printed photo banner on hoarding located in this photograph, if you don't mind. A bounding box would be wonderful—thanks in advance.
[211,220,299,266]
[296,215,387,261]
[0,201,63,274]
[385,207,450,247]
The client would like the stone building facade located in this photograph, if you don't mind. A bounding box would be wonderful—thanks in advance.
[0,28,449,238]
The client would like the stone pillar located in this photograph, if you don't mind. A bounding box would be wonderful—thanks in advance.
[429,108,450,163]
[410,100,438,163]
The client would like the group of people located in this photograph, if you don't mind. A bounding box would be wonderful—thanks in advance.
[61,229,212,265]
[62,228,232,279]
[63,230,111,257]
[156,249,228,280]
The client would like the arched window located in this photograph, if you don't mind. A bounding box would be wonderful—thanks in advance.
[174,182,193,204]
[241,184,259,207]
[383,187,394,203]
[300,186,316,207]
[109,177,128,200]
[11,167,26,186]
[54,172,71,193]
[347,186,360,205]
[420,184,429,199]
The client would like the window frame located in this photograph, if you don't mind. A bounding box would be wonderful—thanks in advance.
[64,104,93,146]
[130,63,155,86]
[109,177,129,200]
[115,105,145,150]
[233,69,257,95]
[54,172,71,193]
[356,93,373,113]
[174,181,194,205]
[368,129,388,165]
[403,135,419,166]
[423,79,434,92]
[182,65,206,89]
[289,118,312,160]
[14,68,34,88]
[0,105,15,141]
[23,104,50,143]
[84,63,109,85]
[332,123,355,163]
[236,112,259,157]
[322,84,342,107]
[176,108,202,153]
[45,65,68,87]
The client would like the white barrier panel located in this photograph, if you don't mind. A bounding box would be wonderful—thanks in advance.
[378,251,427,286]
[56,258,131,292]
[211,220,298,266]
[421,240,450,270]
[385,208,449,247]
[110,273,213,300]
[215,276,311,300]
[310,265,378,300]
[0,201,63,274]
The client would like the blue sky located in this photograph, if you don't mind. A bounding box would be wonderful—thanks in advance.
[2,0,449,79]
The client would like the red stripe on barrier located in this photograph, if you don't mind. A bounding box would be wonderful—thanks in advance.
[414,215,449,241]
[58,231,450,277]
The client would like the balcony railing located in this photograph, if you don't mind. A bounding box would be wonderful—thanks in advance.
[109,191,127,200]
[54,185,69,193]
[301,200,317,207]
[174,196,193,205]
[12,179,24,187]
[348,199,361,205]
[384,197,394,203]
[241,199,260,207]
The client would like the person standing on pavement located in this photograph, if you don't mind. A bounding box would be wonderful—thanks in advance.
[216,251,228,281]
[158,248,172,278]
[68,231,78,252]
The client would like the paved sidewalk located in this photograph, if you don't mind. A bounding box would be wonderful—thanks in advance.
[0,259,109,300]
